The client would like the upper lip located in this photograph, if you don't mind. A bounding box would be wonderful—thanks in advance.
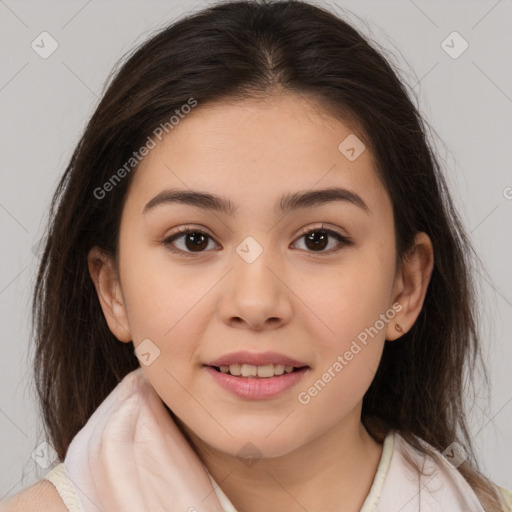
[206,351,309,368]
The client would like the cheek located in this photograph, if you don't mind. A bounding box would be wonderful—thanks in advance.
[119,233,208,336]
[119,250,216,384]
[282,273,390,454]
[120,261,211,416]
[295,241,395,403]
[301,242,396,350]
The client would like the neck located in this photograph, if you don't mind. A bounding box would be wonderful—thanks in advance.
[185,408,385,512]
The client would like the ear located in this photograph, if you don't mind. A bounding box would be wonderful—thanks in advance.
[385,232,434,341]
[87,246,132,343]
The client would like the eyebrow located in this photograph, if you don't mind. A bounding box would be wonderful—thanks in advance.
[143,186,370,216]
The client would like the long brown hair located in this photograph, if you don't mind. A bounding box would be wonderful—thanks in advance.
[32,1,507,509]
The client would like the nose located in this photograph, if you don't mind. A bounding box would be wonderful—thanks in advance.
[217,241,293,331]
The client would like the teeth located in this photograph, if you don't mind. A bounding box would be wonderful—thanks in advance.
[217,363,299,378]
[241,364,257,377]
[274,364,285,375]
[228,364,241,376]
[256,364,274,377]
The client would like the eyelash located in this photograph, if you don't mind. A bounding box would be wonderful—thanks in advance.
[162,224,353,258]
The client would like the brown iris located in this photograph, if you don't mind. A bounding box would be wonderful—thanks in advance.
[183,232,209,252]
[304,231,329,251]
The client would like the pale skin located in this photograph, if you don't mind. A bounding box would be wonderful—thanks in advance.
[3,92,433,511]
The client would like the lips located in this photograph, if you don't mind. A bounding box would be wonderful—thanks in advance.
[204,365,309,399]
[206,350,309,368]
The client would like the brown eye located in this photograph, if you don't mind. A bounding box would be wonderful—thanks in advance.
[182,232,209,251]
[162,225,352,258]
[293,227,352,253]
[304,230,329,251]
[163,227,218,256]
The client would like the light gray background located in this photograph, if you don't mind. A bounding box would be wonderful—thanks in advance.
[1,0,511,499]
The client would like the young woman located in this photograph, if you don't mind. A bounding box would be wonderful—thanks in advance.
[3,1,511,511]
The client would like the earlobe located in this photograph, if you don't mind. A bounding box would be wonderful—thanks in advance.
[385,232,434,341]
[87,246,132,343]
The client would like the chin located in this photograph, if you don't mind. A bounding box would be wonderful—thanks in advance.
[166,404,311,460]
[199,426,305,460]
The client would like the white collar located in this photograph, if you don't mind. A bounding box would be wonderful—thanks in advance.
[375,431,485,512]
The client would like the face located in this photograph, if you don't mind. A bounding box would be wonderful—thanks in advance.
[92,92,411,459]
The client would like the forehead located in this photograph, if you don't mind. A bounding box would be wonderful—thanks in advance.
[126,92,386,214]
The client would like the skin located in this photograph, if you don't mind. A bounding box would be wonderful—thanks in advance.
[5,92,433,511]
[1,480,67,511]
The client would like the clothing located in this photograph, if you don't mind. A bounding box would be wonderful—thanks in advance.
[43,429,512,512]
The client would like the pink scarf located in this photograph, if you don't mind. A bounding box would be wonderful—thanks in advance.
[61,369,486,512]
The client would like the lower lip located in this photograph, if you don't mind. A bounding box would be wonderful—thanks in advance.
[204,366,309,400]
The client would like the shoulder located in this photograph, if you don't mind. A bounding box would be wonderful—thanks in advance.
[0,479,68,512]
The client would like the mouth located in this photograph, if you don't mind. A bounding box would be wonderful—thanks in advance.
[207,363,308,378]
[203,351,310,399]
[203,356,310,399]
